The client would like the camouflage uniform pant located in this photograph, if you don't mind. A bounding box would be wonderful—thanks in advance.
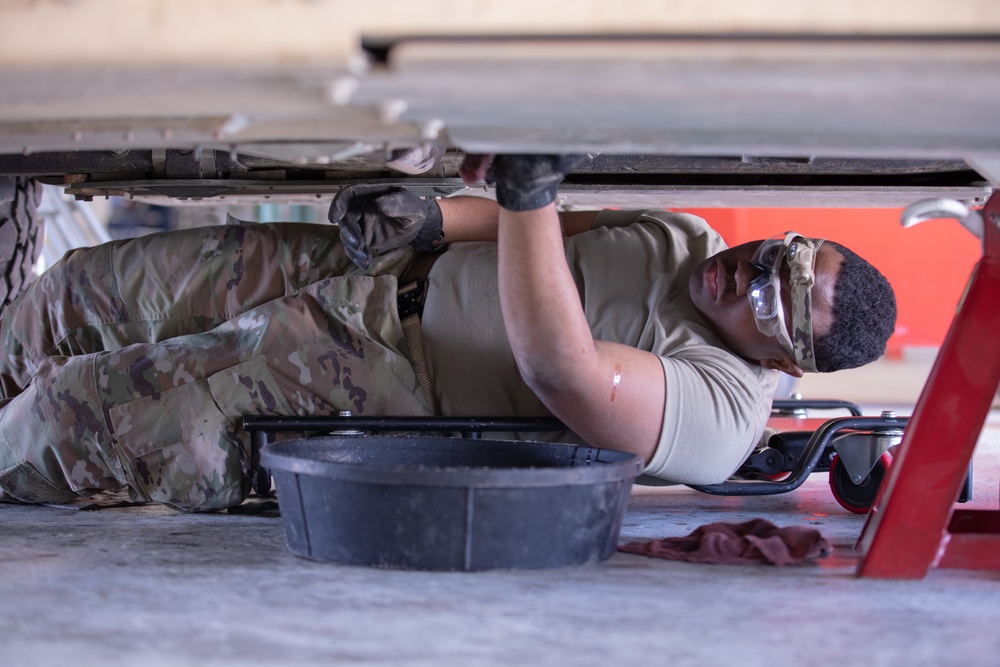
[0,223,428,511]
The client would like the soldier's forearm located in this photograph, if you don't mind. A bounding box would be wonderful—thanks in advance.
[438,196,501,243]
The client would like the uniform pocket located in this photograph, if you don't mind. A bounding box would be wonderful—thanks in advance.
[108,357,291,511]
[206,356,293,422]
[0,462,78,504]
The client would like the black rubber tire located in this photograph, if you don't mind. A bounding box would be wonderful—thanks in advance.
[0,177,44,311]
[829,451,893,515]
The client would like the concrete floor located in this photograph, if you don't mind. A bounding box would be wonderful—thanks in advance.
[3,353,1000,667]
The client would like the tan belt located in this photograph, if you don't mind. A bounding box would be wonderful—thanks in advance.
[397,252,441,415]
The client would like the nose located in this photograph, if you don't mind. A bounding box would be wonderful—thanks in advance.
[734,260,762,297]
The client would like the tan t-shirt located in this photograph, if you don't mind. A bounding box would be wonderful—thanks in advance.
[419,210,778,485]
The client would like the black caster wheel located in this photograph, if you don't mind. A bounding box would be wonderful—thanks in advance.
[828,451,893,514]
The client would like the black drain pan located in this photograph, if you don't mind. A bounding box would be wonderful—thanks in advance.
[261,436,643,571]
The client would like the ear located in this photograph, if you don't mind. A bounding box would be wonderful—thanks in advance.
[761,356,804,378]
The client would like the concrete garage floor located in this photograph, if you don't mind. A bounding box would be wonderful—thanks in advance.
[3,353,1000,667]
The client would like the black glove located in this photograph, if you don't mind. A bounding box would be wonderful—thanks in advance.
[328,184,444,270]
[486,154,588,211]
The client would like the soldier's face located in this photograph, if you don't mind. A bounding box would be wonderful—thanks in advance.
[689,240,842,368]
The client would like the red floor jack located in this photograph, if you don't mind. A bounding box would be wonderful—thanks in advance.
[855,192,1000,578]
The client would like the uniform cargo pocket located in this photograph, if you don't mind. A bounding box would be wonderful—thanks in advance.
[0,462,78,504]
[206,356,293,422]
[107,357,292,511]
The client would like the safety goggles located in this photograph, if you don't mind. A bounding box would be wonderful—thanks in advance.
[747,232,825,372]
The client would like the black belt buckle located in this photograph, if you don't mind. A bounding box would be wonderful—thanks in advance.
[397,278,426,319]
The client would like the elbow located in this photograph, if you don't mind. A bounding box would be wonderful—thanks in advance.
[514,349,582,404]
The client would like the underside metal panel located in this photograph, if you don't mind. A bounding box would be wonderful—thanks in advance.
[59,179,993,210]
[1,3,999,200]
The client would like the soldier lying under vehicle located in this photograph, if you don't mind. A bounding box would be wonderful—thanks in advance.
[0,154,895,511]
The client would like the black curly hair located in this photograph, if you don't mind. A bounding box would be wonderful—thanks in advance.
[813,241,897,373]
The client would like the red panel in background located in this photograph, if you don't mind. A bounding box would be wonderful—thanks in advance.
[682,208,982,354]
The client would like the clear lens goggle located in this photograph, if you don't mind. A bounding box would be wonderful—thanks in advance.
[747,231,824,371]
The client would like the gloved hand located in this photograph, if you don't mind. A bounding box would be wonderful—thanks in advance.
[328,184,444,270]
[486,154,589,211]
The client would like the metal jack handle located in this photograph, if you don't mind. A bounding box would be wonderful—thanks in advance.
[900,198,985,240]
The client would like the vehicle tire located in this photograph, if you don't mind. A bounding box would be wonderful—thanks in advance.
[0,177,44,311]
[828,451,893,515]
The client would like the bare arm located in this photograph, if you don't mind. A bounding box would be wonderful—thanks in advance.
[496,203,665,462]
[439,196,596,243]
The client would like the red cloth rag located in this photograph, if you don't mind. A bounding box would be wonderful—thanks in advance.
[619,518,832,566]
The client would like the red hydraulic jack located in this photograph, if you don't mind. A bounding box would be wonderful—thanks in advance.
[857,190,1000,578]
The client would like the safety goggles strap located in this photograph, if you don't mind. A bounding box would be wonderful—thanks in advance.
[785,235,824,372]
